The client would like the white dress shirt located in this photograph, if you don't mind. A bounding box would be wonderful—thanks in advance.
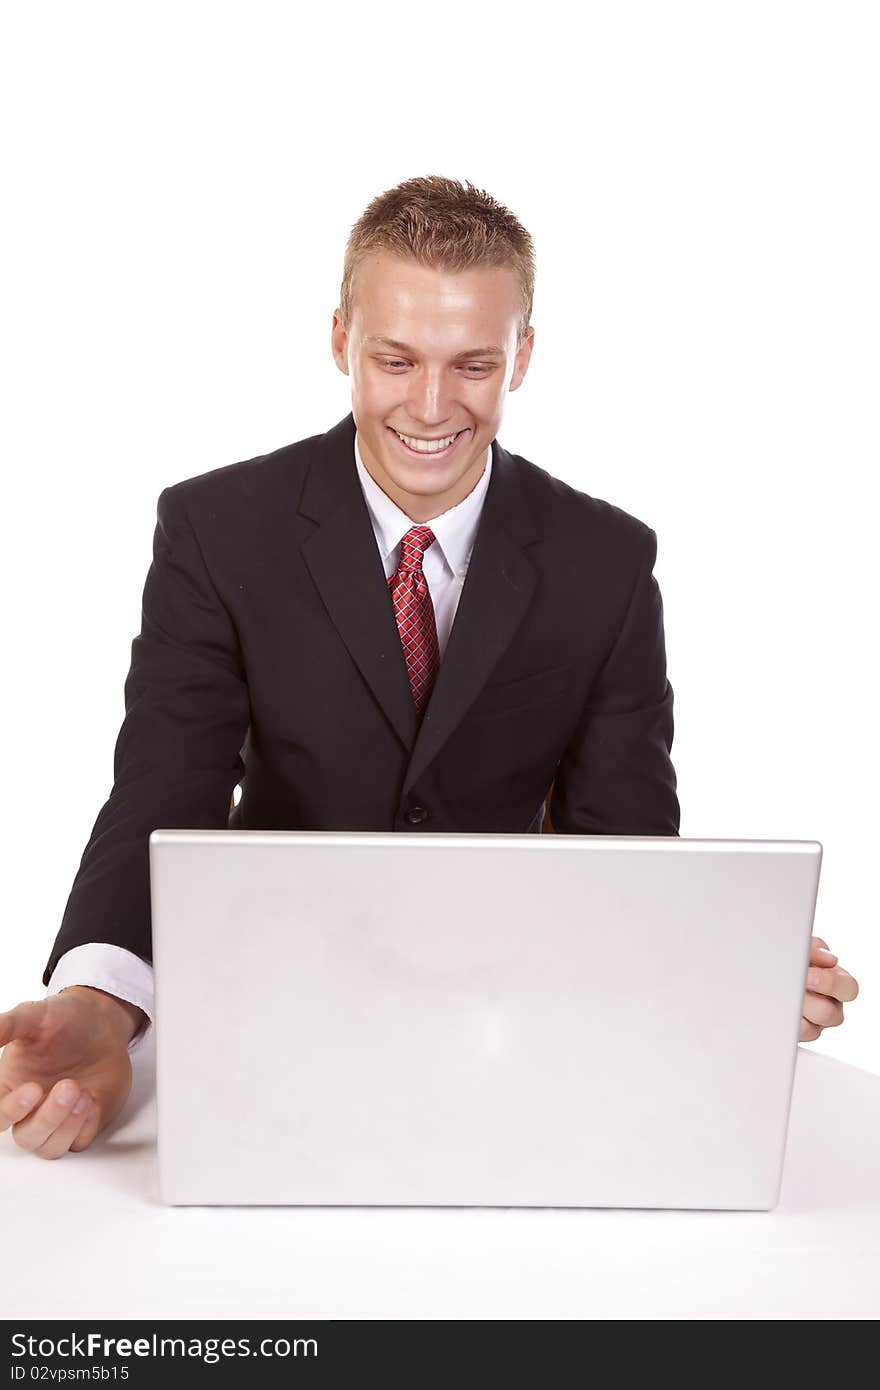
[45,430,493,1053]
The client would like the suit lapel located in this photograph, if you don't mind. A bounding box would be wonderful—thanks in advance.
[402,451,540,795]
[299,415,420,752]
[298,413,541,792]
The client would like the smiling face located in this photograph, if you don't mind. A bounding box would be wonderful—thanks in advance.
[331,252,534,521]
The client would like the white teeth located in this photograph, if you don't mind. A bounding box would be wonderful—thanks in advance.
[394,429,460,453]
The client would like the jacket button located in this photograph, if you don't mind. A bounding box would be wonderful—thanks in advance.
[405,805,428,825]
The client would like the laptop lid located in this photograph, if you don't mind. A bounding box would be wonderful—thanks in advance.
[150,831,821,1210]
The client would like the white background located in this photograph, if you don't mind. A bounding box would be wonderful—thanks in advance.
[1,1,877,1072]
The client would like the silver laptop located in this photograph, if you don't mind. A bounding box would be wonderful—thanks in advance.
[149,830,822,1211]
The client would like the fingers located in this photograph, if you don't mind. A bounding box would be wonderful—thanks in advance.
[8,1079,96,1158]
[799,937,858,1041]
[0,999,49,1049]
[69,1097,104,1152]
[806,964,859,1003]
[0,1082,45,1134]
[36,1095,99,1160]
[810,940,837,965]
[807,940,861,1001]
[802,989,844,1030]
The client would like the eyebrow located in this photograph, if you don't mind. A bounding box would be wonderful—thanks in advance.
[365,336,505,359]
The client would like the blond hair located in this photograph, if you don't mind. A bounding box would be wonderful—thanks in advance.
[338,174,535,347]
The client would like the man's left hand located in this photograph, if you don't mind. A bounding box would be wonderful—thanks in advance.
[800,935,860,1042]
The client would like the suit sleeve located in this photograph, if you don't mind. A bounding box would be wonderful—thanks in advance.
[42,485,251,983]
[549,527,680,836]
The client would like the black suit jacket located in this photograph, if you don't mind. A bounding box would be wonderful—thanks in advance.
[43,412,679,984]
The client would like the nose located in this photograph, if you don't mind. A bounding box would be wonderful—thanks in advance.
[406,367,461,430]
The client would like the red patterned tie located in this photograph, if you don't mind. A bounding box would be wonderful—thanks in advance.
[388,525,440,715]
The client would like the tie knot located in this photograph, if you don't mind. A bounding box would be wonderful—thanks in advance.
[399,525,436,571]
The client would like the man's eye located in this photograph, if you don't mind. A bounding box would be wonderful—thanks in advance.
[380,360,489,375]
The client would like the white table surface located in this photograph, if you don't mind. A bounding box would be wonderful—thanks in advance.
[2,1040,879,1321]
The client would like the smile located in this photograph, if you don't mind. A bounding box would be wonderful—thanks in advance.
[387,426,468,459]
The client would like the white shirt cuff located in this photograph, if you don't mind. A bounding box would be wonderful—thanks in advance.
[45,943,155,1055]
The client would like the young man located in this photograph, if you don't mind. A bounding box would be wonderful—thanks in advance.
[0,176,859,1160]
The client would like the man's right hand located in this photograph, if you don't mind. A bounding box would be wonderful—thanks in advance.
[0,987,144,1159]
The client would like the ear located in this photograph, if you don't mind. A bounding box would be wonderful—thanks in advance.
[509,326,535,392]
[330,311,350,376]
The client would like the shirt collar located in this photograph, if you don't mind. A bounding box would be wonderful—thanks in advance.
[354,429,493,579]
